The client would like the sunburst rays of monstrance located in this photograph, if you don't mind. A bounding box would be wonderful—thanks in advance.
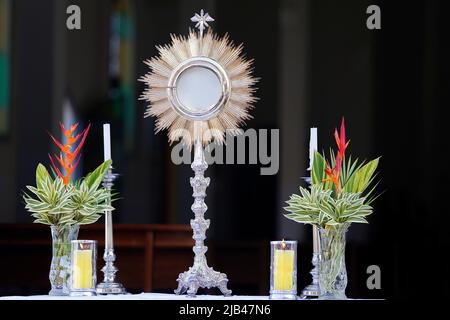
[140,10,258,296]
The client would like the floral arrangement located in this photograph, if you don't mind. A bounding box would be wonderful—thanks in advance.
[283,118,380,299]
[284,118,379,227]
[23,122,114,295]
[24,123,113,226]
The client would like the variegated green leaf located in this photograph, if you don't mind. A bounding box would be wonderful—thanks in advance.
[312,151,326,186]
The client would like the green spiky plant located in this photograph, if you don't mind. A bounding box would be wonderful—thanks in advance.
[283,118,380,299]
[24,160,113,226]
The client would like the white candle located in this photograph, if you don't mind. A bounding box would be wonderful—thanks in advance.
[309,128,320,253]
[103,124,111,161]
[308,127,318,170]
[103,123,113,250]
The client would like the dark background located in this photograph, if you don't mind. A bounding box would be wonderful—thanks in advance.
[1,0,448,300]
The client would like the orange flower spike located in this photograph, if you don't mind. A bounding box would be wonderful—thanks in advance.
[49,122,90,185]
[334,117,350,159]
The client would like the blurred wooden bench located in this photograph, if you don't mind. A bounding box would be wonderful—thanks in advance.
[0,224,268,296]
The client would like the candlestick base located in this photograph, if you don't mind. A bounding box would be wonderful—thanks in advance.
[300,252,320,298]
[96,282,126,295]
[96,248,126,295]
[300,286,320,297]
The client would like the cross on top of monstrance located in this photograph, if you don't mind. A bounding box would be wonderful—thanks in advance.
[191,9,214,37]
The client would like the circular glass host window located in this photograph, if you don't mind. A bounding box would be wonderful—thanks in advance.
[168,57,230,121]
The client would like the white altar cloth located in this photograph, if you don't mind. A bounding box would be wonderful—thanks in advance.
[0,293,270,300]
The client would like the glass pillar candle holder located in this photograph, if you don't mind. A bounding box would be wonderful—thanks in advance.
[270,240,297,300]
[69,240,97,296]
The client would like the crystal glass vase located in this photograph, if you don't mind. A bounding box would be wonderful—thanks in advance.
[318,224,349,300]
[49,224,79,296]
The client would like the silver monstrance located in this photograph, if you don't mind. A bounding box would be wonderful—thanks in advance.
[140,10,258,296]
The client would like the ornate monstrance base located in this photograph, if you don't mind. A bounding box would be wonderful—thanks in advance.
[174,141,232,297]
[174,259,232,297]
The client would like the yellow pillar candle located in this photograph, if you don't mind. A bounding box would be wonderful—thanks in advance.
[274,248,295,291]
[72,249,93,289]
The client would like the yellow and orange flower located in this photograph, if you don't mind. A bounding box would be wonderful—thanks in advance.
[48,123,90,185]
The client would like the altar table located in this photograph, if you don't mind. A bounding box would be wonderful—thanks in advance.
[0,293,269,300]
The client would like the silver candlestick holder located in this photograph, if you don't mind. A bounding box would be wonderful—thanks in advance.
[96,166,126,295]
[174,140,232,297]
[300,176,320,298]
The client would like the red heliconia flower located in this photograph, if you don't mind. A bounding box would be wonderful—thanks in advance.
[48,123,90,185]
[334,117,350,164]
[323,117,350,191]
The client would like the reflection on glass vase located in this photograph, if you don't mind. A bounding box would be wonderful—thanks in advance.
[318,223,349,300]
[49,224,79,296]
